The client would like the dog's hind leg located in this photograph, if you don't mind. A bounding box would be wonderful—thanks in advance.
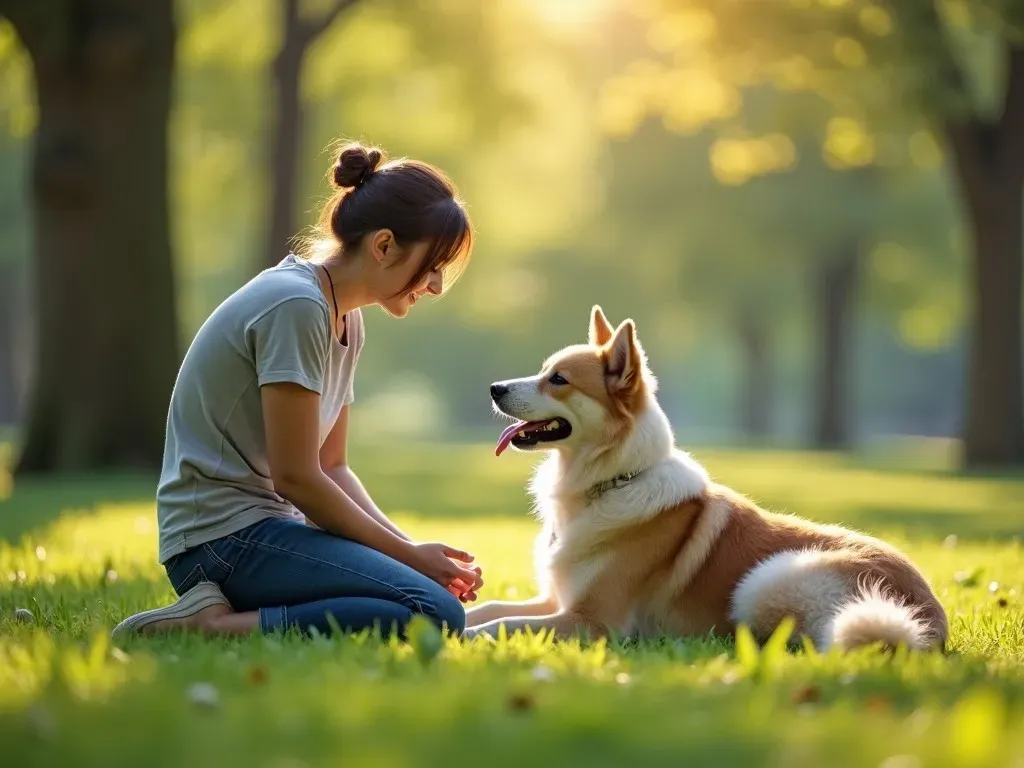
[729,548,945,652]
[728,549,850,650]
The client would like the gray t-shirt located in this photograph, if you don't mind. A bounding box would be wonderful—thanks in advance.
[156,253,365,563]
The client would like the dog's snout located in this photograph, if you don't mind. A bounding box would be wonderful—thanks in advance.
[490,383,509,401]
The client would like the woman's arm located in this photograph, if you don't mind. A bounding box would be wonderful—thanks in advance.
[318,405,411,541]
[261,381,482,593]
[263,382,410,555]
[319,403,481,602]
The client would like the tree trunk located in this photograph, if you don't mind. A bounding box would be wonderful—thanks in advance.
[0,261,17,426]
[262,0,356,273]
[263,0,305,272]
[737,307,772,440]
[945,44,1024,470]
[812,240,860,450]
[6,1,180,473]
[13,259,34,423]
[953,158,1024,469]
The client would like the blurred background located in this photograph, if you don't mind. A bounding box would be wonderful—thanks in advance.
[0,0,1022,477]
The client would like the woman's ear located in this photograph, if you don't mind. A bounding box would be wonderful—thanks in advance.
[370,229,396,265]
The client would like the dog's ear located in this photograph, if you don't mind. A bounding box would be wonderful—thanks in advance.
[589,305,614,347]
[604,318,645,393]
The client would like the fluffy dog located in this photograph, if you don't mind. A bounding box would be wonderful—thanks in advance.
[464,306,948,653]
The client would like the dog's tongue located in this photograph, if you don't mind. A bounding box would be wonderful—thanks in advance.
[495,420,546,457]
[495,421,527,457]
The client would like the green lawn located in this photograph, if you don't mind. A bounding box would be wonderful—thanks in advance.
[2,441,1024,767]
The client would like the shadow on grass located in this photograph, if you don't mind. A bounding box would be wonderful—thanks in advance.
[0,472,159,542]
[3,442,1024,546]
[836,505,1024,543]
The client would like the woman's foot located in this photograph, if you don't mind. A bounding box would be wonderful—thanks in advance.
[111,581,234,641]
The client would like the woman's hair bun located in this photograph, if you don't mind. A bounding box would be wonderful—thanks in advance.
[333,144,384,190]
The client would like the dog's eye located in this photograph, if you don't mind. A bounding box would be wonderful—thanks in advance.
[549,372,568,386]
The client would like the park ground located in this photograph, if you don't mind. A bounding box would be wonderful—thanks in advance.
[2,440,1024,767]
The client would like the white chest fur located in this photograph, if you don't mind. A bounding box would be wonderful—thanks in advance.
[546,531,614,609]
[531,449,718,632]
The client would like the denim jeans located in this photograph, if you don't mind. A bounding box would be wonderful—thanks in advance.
[163,517,466,638]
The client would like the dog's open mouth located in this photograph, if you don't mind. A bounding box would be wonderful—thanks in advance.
[495,418,572,456]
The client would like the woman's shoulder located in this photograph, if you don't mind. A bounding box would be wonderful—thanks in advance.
[193,255,323,341]
[260,254,322,295]
[242,258,326,319]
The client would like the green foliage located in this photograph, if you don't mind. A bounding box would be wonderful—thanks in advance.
[0,0,988,442]
[0,21,31,267]
[2,443,1024,765]
[623,0,1024,146]
[405,613,444,667]
[0,20,34,138]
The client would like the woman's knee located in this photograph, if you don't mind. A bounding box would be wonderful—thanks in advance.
[429,587,466,635]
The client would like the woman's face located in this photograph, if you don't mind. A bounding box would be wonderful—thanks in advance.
[369,231,443,318]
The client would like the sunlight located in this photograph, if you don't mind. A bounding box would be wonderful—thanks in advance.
[525,0,615,31]
[710,134,796,186]
[0,503,166,587]
[0,486,539,598]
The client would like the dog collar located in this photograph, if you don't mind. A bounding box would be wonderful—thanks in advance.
[585,469,643,501]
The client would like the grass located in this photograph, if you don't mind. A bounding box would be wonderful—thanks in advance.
[2,440,1024,767]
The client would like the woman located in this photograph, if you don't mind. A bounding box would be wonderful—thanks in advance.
[112,143,483,641]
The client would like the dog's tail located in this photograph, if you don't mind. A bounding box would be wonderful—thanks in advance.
[730,549,945,653]
[828,582,939,652]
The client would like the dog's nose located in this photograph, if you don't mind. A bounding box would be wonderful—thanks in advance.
[490,383,509,400]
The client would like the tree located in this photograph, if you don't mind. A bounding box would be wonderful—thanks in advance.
[0,72,28,426]
[595,66,891,447]
[585,116,796,442]
[0,25,35,429]
[263,0,358,272]
[742,157,881,451]
[1,1,180,472]
[626,0,1024,468]
[0,260,20,427]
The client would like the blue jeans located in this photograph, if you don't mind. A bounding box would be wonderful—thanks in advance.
[163,517,466,638]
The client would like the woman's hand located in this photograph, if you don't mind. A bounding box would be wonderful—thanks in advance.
[408,542,484,597]
[449,566,483,603]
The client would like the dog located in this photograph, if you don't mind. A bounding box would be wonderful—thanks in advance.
[463,306,948,653]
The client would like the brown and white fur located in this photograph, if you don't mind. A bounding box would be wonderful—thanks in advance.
[464,306,948,653]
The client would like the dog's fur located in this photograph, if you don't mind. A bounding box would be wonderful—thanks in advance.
[464,306,948,653]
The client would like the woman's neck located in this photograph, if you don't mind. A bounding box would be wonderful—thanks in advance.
[315,250,375,317]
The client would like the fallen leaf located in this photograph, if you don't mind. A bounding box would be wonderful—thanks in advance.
[791,684,821,705]
[246,666,268,686]
[863,695,891,715]
[507,692,535,713]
